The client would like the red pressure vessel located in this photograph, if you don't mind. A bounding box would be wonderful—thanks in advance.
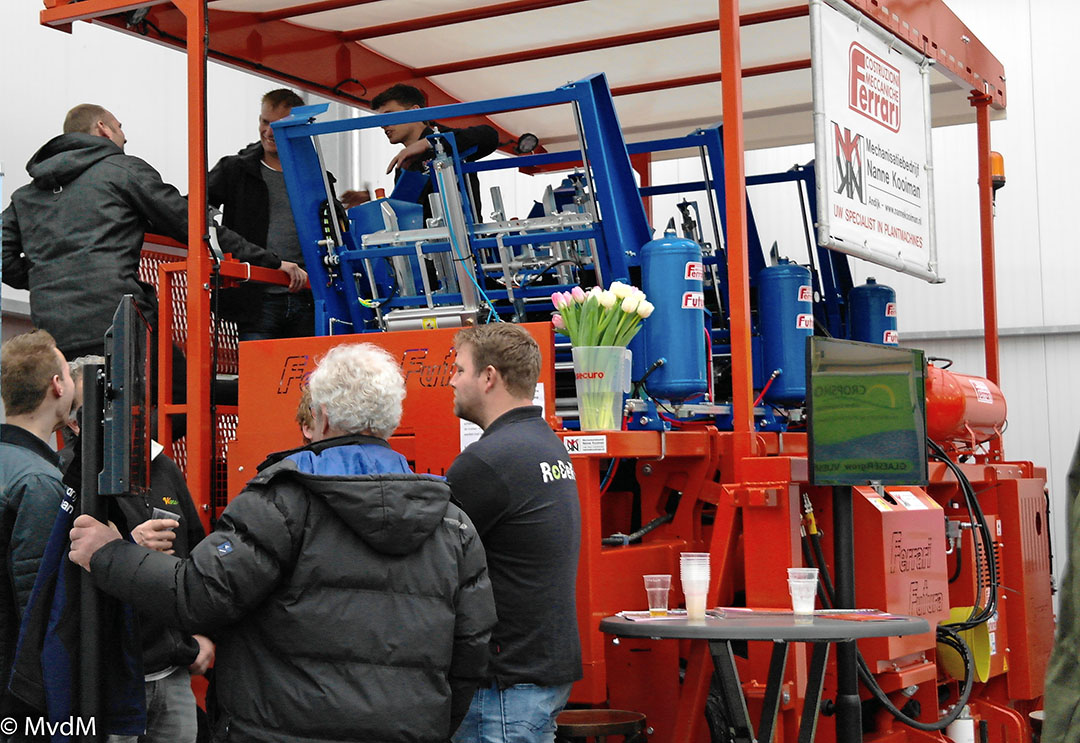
[925,365,1007,448]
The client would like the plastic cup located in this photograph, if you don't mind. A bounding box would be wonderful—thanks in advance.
[787,567,819,614]
[685,591,707,620]
[643,574,672,616]
[680,553,711,620]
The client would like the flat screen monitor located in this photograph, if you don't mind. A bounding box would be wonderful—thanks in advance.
[807,337,927,486]
[100,296,152,496]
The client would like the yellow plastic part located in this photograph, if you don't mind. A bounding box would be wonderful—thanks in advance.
[936,606,993,683]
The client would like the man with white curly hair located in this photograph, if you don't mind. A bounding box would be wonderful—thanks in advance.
[68,342,497,743]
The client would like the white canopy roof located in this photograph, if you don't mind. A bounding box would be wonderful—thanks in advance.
[43,0,1006,153]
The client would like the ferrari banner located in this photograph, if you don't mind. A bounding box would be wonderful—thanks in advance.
[810,0,939,282]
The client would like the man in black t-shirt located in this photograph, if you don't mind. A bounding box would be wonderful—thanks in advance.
[447,324,582,743]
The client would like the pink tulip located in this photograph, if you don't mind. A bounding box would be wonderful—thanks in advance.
[571,286,587,303]
[552,314,565,329]
[551,292,566,309]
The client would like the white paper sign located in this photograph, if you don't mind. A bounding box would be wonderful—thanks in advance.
[563,435,608,455]
[810,0,938,282]
[891,490,928,511]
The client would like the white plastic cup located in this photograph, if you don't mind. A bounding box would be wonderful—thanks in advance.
[787,567,819,614]
[681,553,711,620]
[643,574,672,616]
[685,591,708,621]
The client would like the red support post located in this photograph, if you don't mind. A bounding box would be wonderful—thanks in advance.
[971,91,1002,460]
[719,0,755,478]
[178,0,213,508]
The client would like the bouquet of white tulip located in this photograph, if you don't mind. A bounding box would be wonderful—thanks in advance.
[551,282,654,430]
[550,281,654,348]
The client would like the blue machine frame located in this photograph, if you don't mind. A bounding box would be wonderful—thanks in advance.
[273,73,650,335]
[270,72,859,432]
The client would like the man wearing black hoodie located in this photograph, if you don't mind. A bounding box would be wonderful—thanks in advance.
[1,104,307,359]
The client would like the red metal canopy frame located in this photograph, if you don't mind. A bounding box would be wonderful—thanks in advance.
[37,0,1008,519]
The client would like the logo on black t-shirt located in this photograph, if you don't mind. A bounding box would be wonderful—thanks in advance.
[539,459,576,483]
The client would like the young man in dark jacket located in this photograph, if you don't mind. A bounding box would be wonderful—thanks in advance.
[0,331,75,725]
[70,342,497,743]
[1,104,307,359]
[373,84,499,221]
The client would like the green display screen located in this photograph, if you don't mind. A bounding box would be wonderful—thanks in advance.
[807,337,927,486]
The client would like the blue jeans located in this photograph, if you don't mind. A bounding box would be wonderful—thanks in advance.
[237,289,315,341]
[453,681,573,743]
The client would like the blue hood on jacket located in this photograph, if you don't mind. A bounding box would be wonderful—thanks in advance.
[253,438,452,556]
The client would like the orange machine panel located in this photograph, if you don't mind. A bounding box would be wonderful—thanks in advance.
[852,486,950,669]
[943,472,1053,699]
[227,323,557,499]
[994,477,1053,699]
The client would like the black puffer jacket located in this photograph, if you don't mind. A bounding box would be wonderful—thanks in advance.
[89,437,496,743]
[1,133,282,357]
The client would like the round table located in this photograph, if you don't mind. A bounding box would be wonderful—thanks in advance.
[600,612,929,743]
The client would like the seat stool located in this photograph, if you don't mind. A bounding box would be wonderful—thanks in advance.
[1029,710,1044,743]
[555,709,648,743]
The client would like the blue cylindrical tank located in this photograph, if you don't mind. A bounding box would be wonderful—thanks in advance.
[848,277,898,345]
[758,260,813,404]
[641,229,707,400]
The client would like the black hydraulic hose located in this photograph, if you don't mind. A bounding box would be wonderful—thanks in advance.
[856,625,975,732]
[800,534,816,572]
[802,536,834,609]
[929,438,999,630]
[810,531,836,605]
[800,528,976,732]
[949,540,964,584]
[601,512,675,546]
[632,358,666,399]
[799,497,837,607]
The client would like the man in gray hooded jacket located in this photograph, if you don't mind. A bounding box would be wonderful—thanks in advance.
[1,104,307,358]
[69,342,496,743]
